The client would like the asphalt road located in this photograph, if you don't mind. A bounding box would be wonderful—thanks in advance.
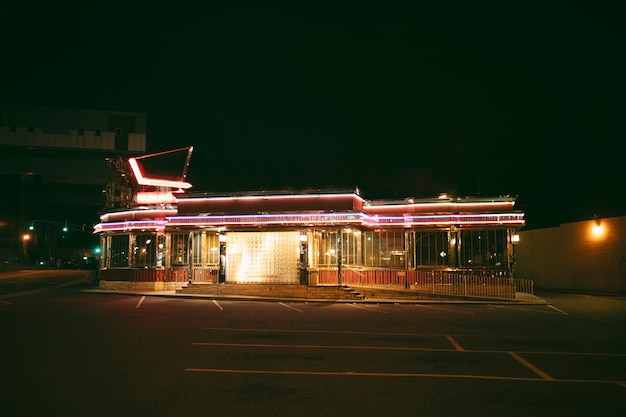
[1,270,625,417]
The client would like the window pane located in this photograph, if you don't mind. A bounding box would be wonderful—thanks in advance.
[109,235,129,268]
[169,233,189,266]
[131,234,156,268]
[192,231,220,267]
[416,231,449,266]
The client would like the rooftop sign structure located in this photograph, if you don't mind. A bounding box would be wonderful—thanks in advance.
[128,146,194,191]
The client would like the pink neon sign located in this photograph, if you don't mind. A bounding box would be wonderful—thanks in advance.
[128,158,192,190]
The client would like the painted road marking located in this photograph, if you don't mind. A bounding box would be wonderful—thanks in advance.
[136,296,146,309]
[0,300,10,305]
[194,342,458,351]
[194,337,626,357]
[213,300,224,310]
[446,335,464,351]
[490,305,557,314]
[508,351,554,380]
[548,305,569,315]
[413,304,475,315]
[279,302,304,313]
[347,303,388,313]
[184,368,626,387]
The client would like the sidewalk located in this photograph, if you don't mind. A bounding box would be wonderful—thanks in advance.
[81,287,548,305]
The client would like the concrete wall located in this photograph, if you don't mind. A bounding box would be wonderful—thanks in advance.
[516,216,626,293]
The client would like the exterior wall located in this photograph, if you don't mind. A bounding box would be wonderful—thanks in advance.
[0,104,149,265]
[0,104,146,152]
[516,216,626,293]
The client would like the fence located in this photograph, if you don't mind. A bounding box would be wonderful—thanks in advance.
[312,267,534,301]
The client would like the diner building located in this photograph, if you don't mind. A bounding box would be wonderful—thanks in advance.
[94,147,526,293]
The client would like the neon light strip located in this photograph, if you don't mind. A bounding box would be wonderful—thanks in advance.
[93,220,167,233]
[363,201,515,212]
[100,209,178,222]
[366,201,515,210]
[128,158,192,189]
[94,212,524,233]
[167,213,362,226]
[177,193,365,203]
[363,213,524,226]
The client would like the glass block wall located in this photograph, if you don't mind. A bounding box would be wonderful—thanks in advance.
[226,231,300,283]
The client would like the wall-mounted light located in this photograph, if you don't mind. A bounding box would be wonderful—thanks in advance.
[512,234,520,244]
[219,233,227,243]
[299,233,308,242]
[592,217,604,238]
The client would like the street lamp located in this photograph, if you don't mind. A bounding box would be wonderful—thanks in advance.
[22,233,31,258]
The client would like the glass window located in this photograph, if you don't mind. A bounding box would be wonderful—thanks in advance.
[192,231,220,267]
[459,230,507,268]
[362,230,405,268]
[415,231,449,266]
[341,229,362,266]
[169,233,189,266]
[310,230,339,268]
[131,233,157,268]
[109,235,129,268]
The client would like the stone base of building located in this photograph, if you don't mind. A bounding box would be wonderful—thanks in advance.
[180,283,366,300]
[99,280,180,292]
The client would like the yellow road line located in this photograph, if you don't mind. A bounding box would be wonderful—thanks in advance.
[185,367,625,387]
[446,335,465,351]
[508,351,554,380]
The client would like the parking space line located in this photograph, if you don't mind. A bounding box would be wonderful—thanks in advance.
[548,305,569,315]
[185,368,625,387]
[347,303,388,313]
[213,300,224,310]
[193,342,456,352]
[414,304,475,315]
[279,302,303,313]
[491,305,557,314]
[508,351,554,380]
[446,335,464,351]
[136,296,145,309]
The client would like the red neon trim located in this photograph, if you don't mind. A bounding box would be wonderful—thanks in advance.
[128,158,192,189]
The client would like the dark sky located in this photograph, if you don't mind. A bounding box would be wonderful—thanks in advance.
[2,3,624,228]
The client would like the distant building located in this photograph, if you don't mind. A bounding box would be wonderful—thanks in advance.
[0,104,146,266]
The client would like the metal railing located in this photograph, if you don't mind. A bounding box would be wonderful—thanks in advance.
[310,267,535,301]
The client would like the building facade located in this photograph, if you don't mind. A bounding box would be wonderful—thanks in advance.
[95,148,526,292]
[516,215,626,294]
[0,104,147,266]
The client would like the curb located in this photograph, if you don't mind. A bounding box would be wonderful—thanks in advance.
[80,288,549,305]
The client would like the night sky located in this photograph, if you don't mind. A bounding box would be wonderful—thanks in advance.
[3,3,624,229]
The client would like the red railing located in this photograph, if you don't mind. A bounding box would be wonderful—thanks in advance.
[312,267,533,301]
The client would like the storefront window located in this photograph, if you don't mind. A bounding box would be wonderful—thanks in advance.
[414,231,449,266]
[109,235,129,268]
[341,229,362,266]
[459,230,507,268]
[192,231,220,267]
[363,230,405,268]
[131,233,157,268]
[310,230,339,268]
[169,233,189,267]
